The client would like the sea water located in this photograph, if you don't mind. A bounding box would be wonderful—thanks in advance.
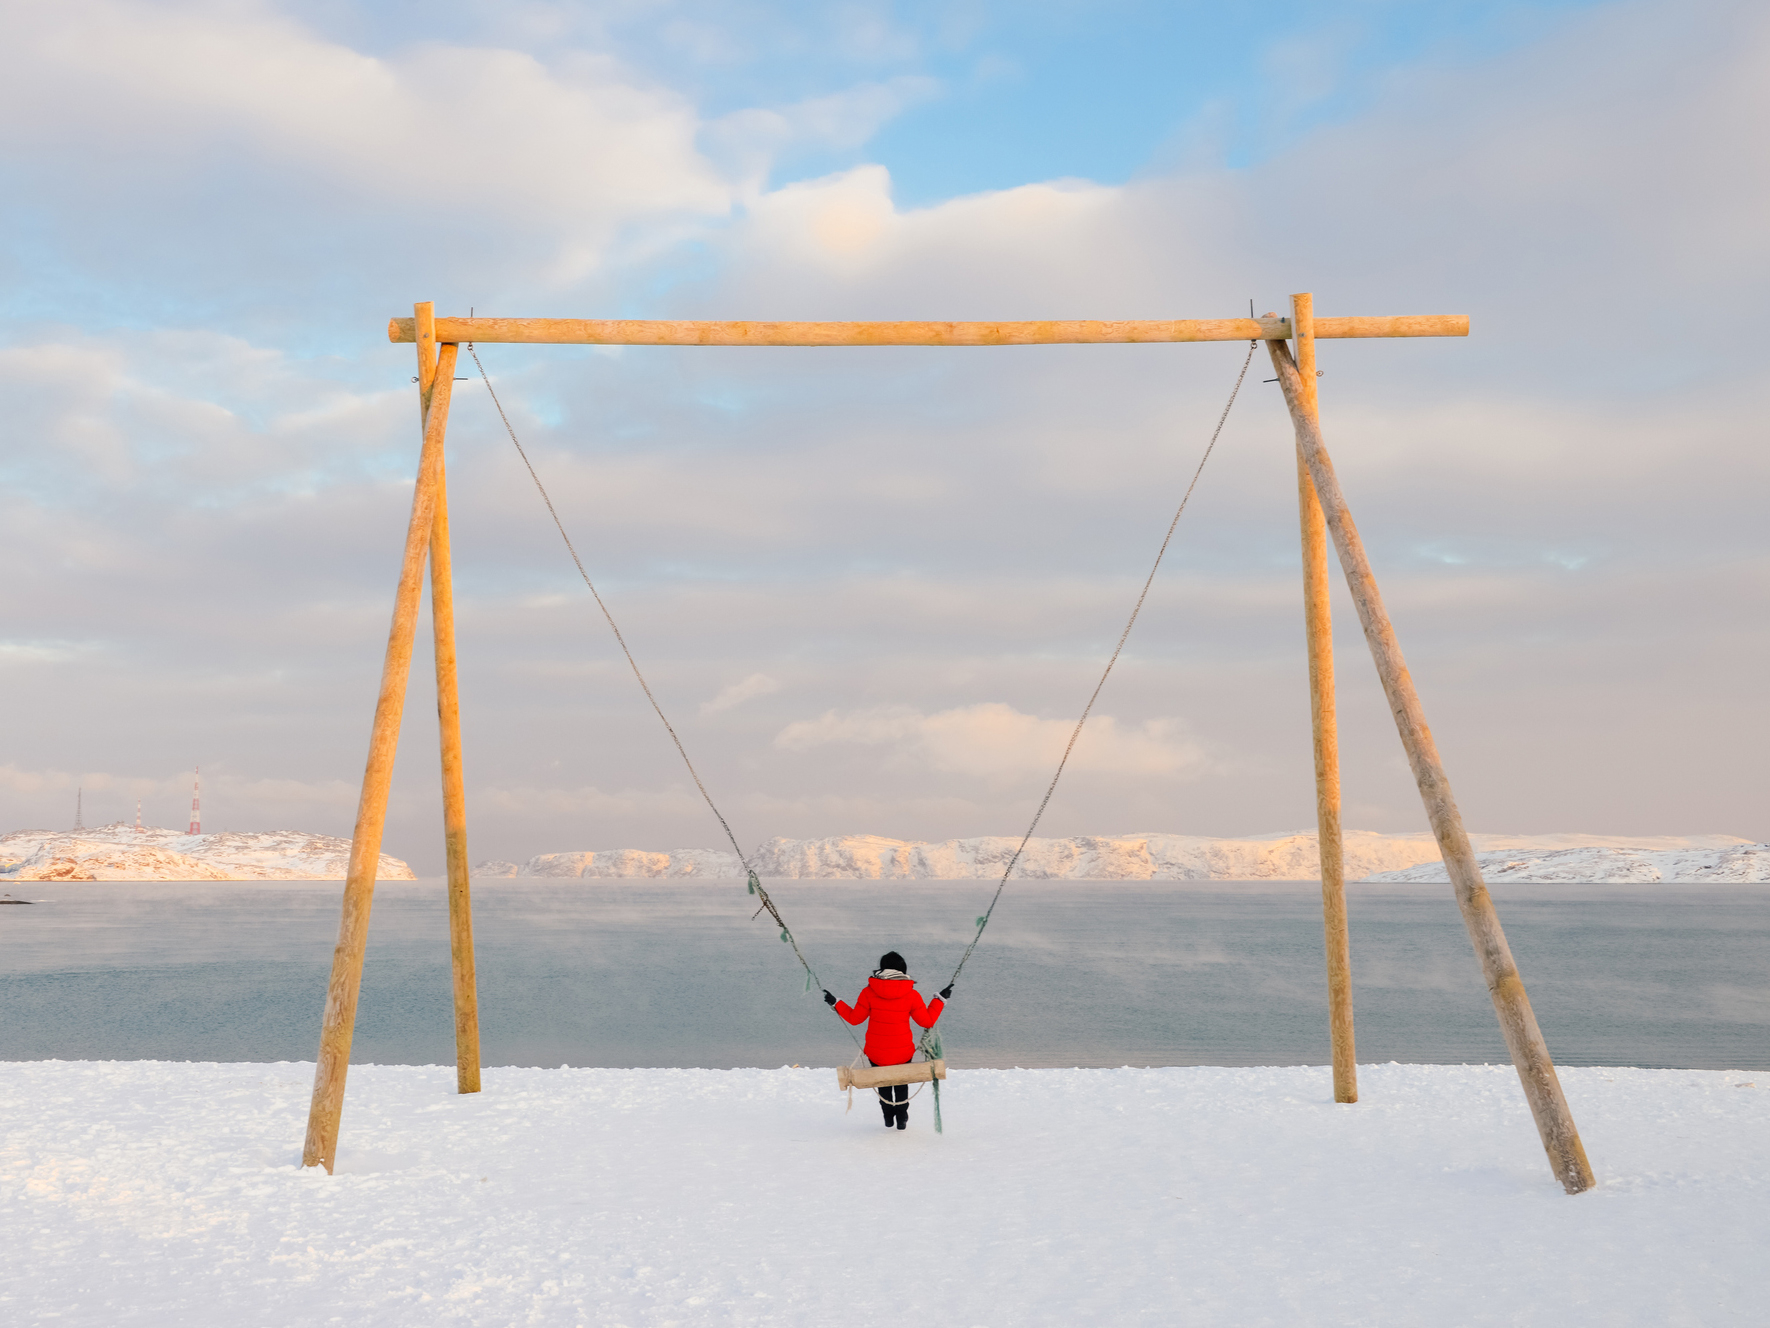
[2,881,1766,1070]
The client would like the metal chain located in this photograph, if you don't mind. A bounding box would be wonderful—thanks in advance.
[943,339,1258,991]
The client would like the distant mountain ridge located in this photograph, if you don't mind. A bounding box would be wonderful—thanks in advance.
[475,831,1766,883]
[1365,841,1767,883]
[0,823,414,881]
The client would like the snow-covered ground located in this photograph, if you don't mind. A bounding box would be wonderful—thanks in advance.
[0,823,414,880]
[1,1060,1763,1325]
[476,830,1766,881]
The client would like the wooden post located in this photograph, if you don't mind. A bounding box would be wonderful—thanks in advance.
[1264,336,1596,1195]
[1287,295,1357,1104]
[301,328,460,1174]
[413,304,482,1096]
[429,442,482,1095]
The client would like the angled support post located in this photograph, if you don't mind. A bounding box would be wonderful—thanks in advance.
[1285,294,1357,1104]
[302,305,460,1173]
[1265,332,1595,1194]
[417,304,483,1095]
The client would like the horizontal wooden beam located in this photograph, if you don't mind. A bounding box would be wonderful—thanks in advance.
[388,314,1468,347]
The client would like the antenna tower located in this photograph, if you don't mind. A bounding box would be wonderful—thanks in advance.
[188,768,201,835]
[74,786,84,831]
[136,800,144,834]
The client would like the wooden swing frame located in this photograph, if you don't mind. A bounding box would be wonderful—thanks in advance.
[300,296,1595,1196]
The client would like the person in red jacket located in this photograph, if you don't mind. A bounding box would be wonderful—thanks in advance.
[824,950,952,1129]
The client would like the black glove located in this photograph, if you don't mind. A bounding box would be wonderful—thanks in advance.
[939,984,953,1000]
[823,990,837,1006]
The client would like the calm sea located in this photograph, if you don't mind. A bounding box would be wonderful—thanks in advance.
[2,881,1766,1070]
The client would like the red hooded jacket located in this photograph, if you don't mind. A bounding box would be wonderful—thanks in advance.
[834,975,945,1065]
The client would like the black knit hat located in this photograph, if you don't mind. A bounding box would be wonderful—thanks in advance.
[879,950,907,973]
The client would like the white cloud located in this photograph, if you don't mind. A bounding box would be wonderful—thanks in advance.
[2,0,1767,866]
[726,163,1123,288]
[710,77,942,188]
[774,702,1210,782]
[475,781,709,823]
[0,330,404,511]
[700,0,1767,346]
[0,763,357,826]
[1,0,730,281]
[700,672,782,715]
[0,3,966,287]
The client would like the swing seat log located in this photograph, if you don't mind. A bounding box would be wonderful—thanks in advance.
[838,1060,946,1090]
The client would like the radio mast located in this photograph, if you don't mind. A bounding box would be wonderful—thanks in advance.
[74,787,84,831]
[188,768,201,835]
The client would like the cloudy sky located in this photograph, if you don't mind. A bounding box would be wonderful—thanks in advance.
[2,0,1764,872]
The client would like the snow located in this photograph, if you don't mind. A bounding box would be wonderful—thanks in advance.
[0,823,414,881]
[490,846,744,879]
[1,1060,1764,1325]
[1368,841,1770,883]
[476,830,1765,882]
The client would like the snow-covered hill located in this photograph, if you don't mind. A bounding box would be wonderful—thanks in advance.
[1365,840,1769,883]
[0,823,414,881]
[476,847,743,880]
[476,831,1765,882]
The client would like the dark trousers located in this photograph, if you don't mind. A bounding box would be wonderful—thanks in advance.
[869,1058,909,1125]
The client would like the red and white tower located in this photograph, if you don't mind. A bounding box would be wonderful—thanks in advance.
[187,768,201,835]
